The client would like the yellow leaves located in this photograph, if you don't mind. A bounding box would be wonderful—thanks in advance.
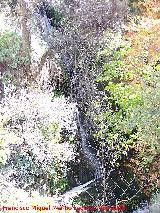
[125,1,160,68]
[137,0,160,19]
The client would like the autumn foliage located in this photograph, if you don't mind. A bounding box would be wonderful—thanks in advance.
[125,0,160,66]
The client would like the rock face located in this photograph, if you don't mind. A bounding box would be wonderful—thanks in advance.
[0,80,4,100]
[133,193,160,213]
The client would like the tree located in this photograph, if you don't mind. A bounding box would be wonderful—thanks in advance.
[95,0,160,198]
[18,0,31,84]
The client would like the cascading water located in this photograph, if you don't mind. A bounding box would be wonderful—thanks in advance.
[75,108,102,180]
[31,5,103,182]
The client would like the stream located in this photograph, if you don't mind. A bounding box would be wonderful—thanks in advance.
[76,108,102,180]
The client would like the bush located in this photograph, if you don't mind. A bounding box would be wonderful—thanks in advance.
[95,30,160,167]
[0,31,22,69]
[0,89,77,196]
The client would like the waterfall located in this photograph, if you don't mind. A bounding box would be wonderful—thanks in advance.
[75,108,102,180]
[61,179,95,204]
[30,3,103,181]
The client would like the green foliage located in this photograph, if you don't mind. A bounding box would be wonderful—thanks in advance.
[0,31,22,69]
[68,135,75,144]
[1,73,17,89]
[46,6,63,28]
[39,122,61,143]
[13,152,47,187]
[0,113,21,165]
[95,44,140,161]
[95,30,160,167]
[127,71,160,164]
[72,195,93,207]
[72,197,86,206]
[49,168,68,194]
[53,90,64,97]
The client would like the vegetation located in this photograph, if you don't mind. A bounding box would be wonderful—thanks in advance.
[0,0,159,212]
[94,0,160,199]
[46,5,63,28]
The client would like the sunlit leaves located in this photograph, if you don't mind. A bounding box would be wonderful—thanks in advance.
[0,89,77,197]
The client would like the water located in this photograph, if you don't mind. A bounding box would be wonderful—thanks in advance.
[76,108,102,180]
[61,179,95,204]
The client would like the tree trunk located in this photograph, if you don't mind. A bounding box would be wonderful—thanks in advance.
[19,0,31,86]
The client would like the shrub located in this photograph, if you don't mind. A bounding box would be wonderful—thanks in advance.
[0,31,22,69]
[95,30,160,167]
[0,89,77,196]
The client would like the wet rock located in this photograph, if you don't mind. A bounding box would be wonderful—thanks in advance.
[0,80,4,100]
